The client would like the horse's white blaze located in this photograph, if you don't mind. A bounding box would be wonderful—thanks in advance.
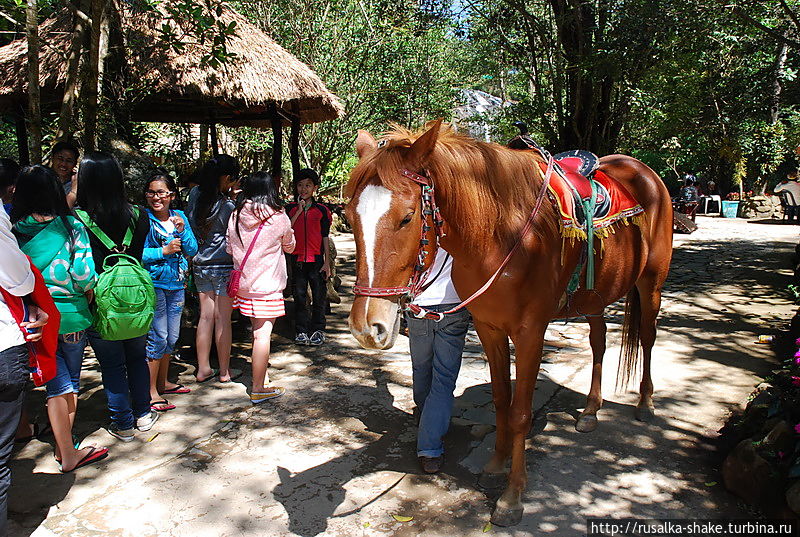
[356,184,393,285]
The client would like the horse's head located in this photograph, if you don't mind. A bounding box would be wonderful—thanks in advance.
[345,121,442,349]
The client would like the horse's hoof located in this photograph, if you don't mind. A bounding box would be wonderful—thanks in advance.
[575,414,598,433]
[478,471,506,490]
[635,404,655,422]
[491,503,523,527]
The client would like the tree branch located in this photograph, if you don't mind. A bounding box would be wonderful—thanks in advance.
[778,0,800,33]
[729,5,800,48]
[65,0,92,25]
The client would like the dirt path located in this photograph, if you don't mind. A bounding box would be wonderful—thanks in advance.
[9,215,798,537]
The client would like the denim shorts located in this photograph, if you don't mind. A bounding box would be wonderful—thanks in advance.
[146,288,185,360]
[193,265,231,296]
[45,331,87,398]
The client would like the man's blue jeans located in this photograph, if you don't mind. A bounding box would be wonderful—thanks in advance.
[405,305,470,458]
[146,288,185,361]
[87,328,150,430]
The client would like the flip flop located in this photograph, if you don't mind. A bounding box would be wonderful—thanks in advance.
[219,368,243,383]
[60,446,109,473]
[196,369,219,383]
[161,384,191,395]
[151,399,176,412]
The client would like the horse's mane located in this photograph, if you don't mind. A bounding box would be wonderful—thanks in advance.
[346,123,559,250]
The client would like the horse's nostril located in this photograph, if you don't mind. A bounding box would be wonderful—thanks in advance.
[371,322,388,344]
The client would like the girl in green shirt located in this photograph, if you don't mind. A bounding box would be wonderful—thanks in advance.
[11,165,107,472]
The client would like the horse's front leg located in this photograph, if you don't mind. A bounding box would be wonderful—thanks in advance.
[473,320,511,489]
[491,324,546,527]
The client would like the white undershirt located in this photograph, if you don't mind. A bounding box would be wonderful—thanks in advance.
[157,216,176,236]
[413,247,461,307]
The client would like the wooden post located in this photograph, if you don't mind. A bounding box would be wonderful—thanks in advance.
[271,104,283,194]
[289,102,301,179]
[200,123,208,157]
[210,123,219,156]
[15,115,30,166]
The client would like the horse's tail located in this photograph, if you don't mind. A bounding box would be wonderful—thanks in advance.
[616,286,642,391]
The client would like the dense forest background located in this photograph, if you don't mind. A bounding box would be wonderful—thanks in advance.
[0,0,798,195]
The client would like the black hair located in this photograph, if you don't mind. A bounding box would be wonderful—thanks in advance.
[0,158,20,190]
[76,151,134,236]
[684,177,695,186]
[295,168,320,186]
[52,141,80,161]
[144,168,182,210]
[194,154,240,236]
[10,165,71,232]
[234,171,282,243]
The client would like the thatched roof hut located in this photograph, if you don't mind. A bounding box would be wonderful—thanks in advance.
[0,5,344,126]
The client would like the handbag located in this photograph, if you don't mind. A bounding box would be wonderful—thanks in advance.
[227,222,265,298]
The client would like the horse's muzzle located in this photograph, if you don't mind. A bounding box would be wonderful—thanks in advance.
[348,296,401,350]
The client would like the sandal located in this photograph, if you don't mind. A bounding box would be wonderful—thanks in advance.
[161,384,191,395]
[250,387,285,404]
[60,446,109,473]
[196,369,219,383]
[150,399,176,412]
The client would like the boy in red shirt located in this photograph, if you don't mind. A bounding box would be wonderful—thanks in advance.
[286,169,331,346]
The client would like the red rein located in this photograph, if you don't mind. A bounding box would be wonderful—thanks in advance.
[354,158,555,321]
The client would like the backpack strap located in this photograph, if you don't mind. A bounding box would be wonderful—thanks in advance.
[75,207,137,253]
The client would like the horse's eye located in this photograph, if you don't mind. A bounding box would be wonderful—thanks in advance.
[399,212,414,227]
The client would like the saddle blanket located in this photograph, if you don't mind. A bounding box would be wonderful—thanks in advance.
[538,155,645,240]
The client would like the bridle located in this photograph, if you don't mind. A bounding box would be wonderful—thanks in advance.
[352,168,441,301]
[353,156,556,321]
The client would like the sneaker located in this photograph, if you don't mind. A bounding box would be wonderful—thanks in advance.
[295,333,309,345]
[250,386,286,404]
[418,455,444,474]
[107,423,135,443]
[309,331,325,346]
[135,410,160,431]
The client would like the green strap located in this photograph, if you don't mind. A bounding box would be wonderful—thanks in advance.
[74,207,137,252]
[581,180,598,290]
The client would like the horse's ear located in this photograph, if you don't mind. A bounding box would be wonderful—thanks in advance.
[409,118,443,163]
[356,130,377,159]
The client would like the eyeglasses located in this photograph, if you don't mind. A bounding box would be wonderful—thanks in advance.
[145,190,174,198]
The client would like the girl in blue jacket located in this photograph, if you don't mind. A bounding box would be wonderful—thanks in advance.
[142,171,198,411]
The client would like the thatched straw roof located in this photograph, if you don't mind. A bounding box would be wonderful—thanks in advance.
[0,4,344,125]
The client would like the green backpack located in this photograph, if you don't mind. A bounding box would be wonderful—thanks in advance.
[75,208,155,341]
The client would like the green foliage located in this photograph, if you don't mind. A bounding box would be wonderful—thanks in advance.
[232,0,462,185]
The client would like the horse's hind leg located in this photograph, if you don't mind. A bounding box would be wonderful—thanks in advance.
[634,275,663,422]
[576,313,606,432]
[474,320,512,489]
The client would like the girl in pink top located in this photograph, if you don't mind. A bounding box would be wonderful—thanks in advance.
[226,172,295,403]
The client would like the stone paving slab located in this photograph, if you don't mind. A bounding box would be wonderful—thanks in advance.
[8,216,800,536]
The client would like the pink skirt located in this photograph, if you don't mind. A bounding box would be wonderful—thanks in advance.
[232,296,285,319]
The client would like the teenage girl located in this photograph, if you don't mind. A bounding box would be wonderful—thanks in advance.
[11,165,107,471]
[142,171,198,411]
[76,151,157,441]
[186,155,240,383]
[225,172,294,403]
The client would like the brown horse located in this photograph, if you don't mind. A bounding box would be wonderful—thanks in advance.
[345,121,673,526]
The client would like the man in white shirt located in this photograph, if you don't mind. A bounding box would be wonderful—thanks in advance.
[775,173,800,222]
[0,208,47,537]
[405,248,470,474]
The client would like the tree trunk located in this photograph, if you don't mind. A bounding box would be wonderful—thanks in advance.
[289,103,301,180]
[25,0,42,164]
[770,40,789,125]
[56,3,86,143]
[81,0,104,151]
